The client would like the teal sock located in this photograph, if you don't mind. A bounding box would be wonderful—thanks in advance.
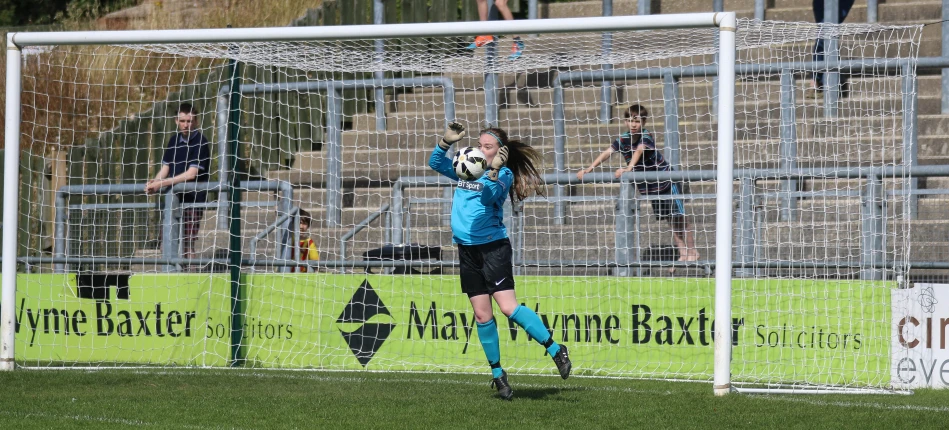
[509,305,560,356]
[477,319,503,378]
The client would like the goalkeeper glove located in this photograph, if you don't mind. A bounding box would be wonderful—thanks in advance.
[486,146,509,181]
[439,122,466,150]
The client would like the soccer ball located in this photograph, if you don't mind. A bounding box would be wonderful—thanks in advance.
[452,147,487,180]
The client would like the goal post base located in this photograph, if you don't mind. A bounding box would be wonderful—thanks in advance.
[733,386,913,395]
[713,384,735,396]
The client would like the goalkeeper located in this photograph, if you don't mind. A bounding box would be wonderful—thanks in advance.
[576,104,700,270]
[429,123,572,401]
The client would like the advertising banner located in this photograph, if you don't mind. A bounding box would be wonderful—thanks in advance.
[242,275,890,385]
[892,283,949,389]
[8,274,230,366]
[5,273,891,384]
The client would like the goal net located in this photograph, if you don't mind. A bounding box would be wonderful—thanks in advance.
[1,16,921,393]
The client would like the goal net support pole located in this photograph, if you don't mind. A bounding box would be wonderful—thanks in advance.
[1,36,22,372]
[713,13,737,397]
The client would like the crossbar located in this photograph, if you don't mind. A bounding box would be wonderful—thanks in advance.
[8,14,728,46]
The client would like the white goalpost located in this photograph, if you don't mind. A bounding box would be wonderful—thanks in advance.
[0,13,922,395]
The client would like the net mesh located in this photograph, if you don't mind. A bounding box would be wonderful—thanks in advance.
[5,19,923,390]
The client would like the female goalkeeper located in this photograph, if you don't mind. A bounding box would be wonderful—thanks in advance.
[428,123,572,401]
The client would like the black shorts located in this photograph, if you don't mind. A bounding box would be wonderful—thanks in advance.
[646,183,686,220]
[458,238,515,298]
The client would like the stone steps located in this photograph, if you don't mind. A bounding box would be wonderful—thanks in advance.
[388,77,936,114]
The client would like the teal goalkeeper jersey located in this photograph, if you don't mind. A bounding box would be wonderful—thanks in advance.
[428,146,513,245]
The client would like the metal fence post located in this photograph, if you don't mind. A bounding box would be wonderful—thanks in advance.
[615,178,636,277]
[162,191,179,272]
[512,201,523,275]
[824,0,840,118]
[277,183,293,273]
[373,0,386,132]
[943,0,949,113]
[484,4,498,128]
[391,181,404,244]
[503,197,515,270]
[861,175,884,280]
[867,0,878,23]
[754,0,765,21]
[638,0,650,15]
[902,64,919,219]
[326,89,343,226]
[552,77,566,225]
[600,0,613,124]
[712,0,723,118]
[216,94,230,230]
[442,186,452,226]
[662,72,681,168]
[631,199,642,277]
[779,69,798,221]
[54,191,67,273]
[735,177,756,278]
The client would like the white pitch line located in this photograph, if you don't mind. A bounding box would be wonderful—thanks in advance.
[21,368,949,413]
[95,368,680,395]
[757,395,949,413]
[0,409,239,429]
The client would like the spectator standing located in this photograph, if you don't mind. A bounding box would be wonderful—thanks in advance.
[145,103,211,260]
[576,104,699,272]
[466,0,525,60]
[812,0,856,92]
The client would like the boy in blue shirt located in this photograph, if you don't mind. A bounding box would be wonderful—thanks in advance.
[576,104,700,269]
[145,103,211,260]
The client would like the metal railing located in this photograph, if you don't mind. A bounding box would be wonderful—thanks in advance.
[551,56,949,224]
[387,165,949,280]
[340,203,390,274]
[214,77,456,229]
[248,206,299,273]
[54,180,293,273]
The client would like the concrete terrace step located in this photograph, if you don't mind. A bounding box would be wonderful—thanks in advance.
[389,76,922,112]
[244,187,402,209]
[358,113,922,141]
[201,192,946,229]
[540,0,756,18]
[763,219,949,245]
[377,94,928,124]
[283,138,909,176]
[335,131,932,158]
[766,2,944,24]
[400,75,925,110]
[545,0,943,26]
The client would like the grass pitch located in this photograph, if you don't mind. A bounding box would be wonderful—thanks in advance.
[0,369,947,429]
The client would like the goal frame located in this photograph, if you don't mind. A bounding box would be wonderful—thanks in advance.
[0,13,738,395]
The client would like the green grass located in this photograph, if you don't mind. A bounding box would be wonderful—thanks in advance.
[0,369,947,429]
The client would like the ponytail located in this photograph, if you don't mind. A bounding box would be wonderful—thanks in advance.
[481,128,545,202]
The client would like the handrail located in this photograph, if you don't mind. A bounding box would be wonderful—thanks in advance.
[553,56,943,223]
[390,165,949,279]
[53,180,293,273]
[339,203,390,274]
[248,206,298,271]
[215,77,456,229]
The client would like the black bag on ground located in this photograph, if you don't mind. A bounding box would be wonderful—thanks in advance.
[641,245,679,262]
[362,244,442,274]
